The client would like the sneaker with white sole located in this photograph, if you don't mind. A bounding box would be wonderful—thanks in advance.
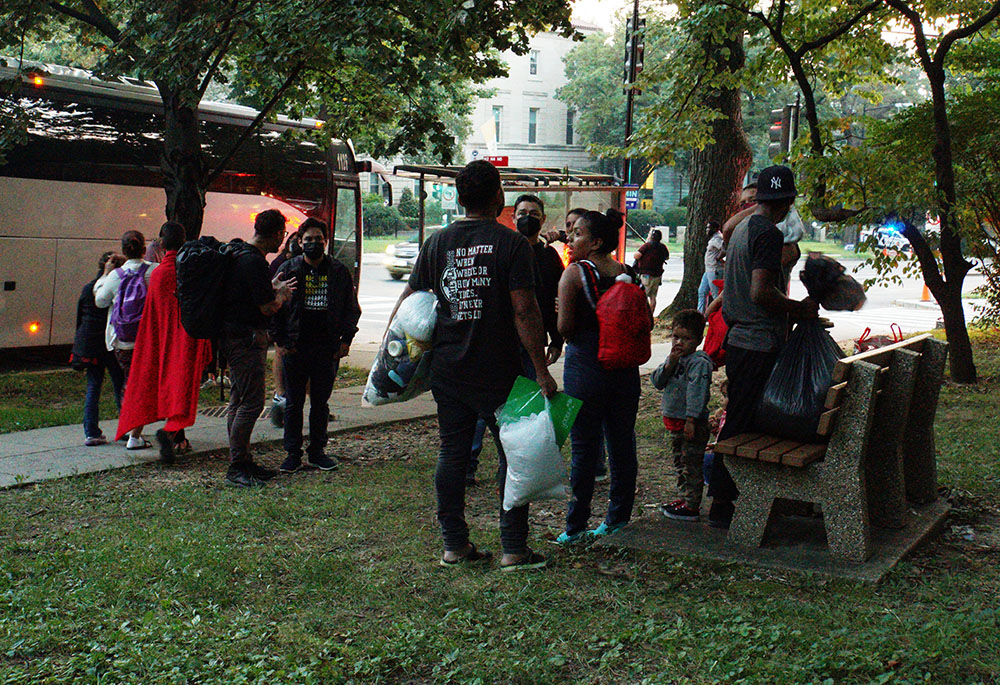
[659,500,700,522]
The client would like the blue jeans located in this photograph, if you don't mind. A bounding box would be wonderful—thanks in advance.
[697,270,723,314]
[562,332,640,535]
[83,350,125,439]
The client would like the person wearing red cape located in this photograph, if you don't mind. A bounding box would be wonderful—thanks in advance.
[116,222,212,461]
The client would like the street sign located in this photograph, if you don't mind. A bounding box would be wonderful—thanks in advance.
[626,199,638,210]
[441,184,457,210]
[485,155,509,166]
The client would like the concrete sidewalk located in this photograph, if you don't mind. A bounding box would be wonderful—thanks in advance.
[0,343,673,489]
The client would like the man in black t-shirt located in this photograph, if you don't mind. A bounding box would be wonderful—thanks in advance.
[633,229,669,312]
[709,166,818,528]
[394,160,556,571]
[221,209,296,488]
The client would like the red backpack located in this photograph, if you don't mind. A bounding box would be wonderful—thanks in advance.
[578,260,653,370]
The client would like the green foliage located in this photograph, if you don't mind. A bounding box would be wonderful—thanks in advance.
[624,209,664,235]
[398,187,419,218]
[362,202,406,237]
[661,206,688,228]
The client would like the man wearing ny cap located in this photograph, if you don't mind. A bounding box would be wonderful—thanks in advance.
[708,165,819,529]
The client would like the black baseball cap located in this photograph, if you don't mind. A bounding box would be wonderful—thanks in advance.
[755,165,797,201]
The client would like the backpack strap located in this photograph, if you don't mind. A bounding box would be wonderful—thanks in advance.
[576,259,601,310]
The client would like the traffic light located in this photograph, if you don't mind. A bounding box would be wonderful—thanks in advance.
[623,17,635,87]
[768,105,792,160]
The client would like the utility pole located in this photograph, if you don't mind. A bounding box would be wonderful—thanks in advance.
[622,0,643,185]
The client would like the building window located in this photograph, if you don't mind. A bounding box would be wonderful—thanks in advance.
[529,50,539,76]
[566,110,575,145]
[492,106,502,144]
[528,108,539,144]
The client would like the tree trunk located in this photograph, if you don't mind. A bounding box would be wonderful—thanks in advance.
[159,85,207,240]
[926,68,976,382]
[666,17,752,317]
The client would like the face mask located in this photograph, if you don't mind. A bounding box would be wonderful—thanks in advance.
[516,215,541,237]
[302,242,325,259]
[289,241,303,257]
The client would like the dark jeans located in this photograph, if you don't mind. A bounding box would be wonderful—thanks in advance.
[223,330,268,465]
[563,332,640,535]
[709,343,779,503]
[432,382,529,555]
[283,343,339,459]
[83,349,125,439]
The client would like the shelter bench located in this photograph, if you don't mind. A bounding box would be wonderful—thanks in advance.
[713,334,949,562]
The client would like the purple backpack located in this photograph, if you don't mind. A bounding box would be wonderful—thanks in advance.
[110,263,150,343]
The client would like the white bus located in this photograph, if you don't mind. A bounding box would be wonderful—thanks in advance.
[0,57,365,349]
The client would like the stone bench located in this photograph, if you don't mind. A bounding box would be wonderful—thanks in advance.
[713,334,949,562]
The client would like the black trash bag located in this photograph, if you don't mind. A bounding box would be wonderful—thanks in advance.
[755,319,844,442]
[799,253,866,312]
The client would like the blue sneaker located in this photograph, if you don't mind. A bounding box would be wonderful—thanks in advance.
[555,531,586,546]
[588,521,627,538]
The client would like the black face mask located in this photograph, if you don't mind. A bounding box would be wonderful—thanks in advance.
[516,215,541,238]
[302,242,325,259]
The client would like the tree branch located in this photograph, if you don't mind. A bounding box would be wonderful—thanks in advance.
[204,61,305,186]
[197,27,238,99]
[775,0,787,36]
[798,1,880,54]
[77,0,123,43]
[935,0,1000,66]
[884,0,933,73]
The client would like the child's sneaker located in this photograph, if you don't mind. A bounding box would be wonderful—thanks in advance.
[659,500,700,522]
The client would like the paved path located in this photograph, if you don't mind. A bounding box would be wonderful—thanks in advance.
[0,343,674,489]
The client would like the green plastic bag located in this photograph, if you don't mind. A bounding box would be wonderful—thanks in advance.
[495,376,582,447]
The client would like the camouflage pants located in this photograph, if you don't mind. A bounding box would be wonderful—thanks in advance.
[669,418,710,509]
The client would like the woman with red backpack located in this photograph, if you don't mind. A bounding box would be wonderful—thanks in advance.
[93,230,157,450]
[554,208,650,545]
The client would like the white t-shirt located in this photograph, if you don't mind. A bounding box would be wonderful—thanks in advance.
[93,258,157,351]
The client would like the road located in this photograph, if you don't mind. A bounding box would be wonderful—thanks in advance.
[353,247,985,349]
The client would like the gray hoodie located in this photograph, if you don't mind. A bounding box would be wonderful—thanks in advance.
[650,350,713,420]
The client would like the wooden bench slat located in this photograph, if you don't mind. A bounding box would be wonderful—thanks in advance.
[735,436,787,460]
[781,443,827,467]
[758,440,803,463]
[824,382,847,410]
[713,433,765,456]
[832,334,931,382]
[817,408,839,437]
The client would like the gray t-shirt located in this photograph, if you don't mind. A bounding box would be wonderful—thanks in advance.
[722,215,786,352]
[704,232,725,274]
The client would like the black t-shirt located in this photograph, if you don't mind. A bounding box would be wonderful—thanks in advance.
[222,243,276,334]
[532,241,565,347]
[298,259,332,346]
[409,218,537,392]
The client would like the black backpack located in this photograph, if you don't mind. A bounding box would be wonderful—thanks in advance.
[175,236,242,340]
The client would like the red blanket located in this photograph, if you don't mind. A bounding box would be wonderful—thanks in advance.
[116,251,212,439]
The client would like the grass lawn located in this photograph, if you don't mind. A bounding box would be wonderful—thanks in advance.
[1,333,998,682]
[362,237,401,256]
[0,362,368,434]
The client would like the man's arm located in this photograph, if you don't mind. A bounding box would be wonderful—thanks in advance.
[511,288,557,397]
[750,268,817,318]
[259,271,296,317]
[723,205,755,243]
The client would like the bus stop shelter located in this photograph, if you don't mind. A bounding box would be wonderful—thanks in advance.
[391,165,635,260]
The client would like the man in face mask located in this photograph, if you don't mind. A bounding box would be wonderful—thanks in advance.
[270,218,362,475]
[514,194,564,367]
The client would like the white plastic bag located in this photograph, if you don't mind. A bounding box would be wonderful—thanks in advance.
[362,290,437,407]
[392,290,437,341]
[498,400,569,511]
[777,205,805,244]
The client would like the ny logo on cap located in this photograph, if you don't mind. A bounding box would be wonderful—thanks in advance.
[771,177,782,189]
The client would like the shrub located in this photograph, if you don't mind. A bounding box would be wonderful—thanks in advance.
[624,209,664,237]
[362,202,407,237]
[661,206,687,229]
[398,188,420,217]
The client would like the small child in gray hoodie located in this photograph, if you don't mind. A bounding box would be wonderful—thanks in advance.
[651,309,713,521]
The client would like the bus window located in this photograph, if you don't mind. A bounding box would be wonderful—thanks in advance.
[331,186,359,282]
